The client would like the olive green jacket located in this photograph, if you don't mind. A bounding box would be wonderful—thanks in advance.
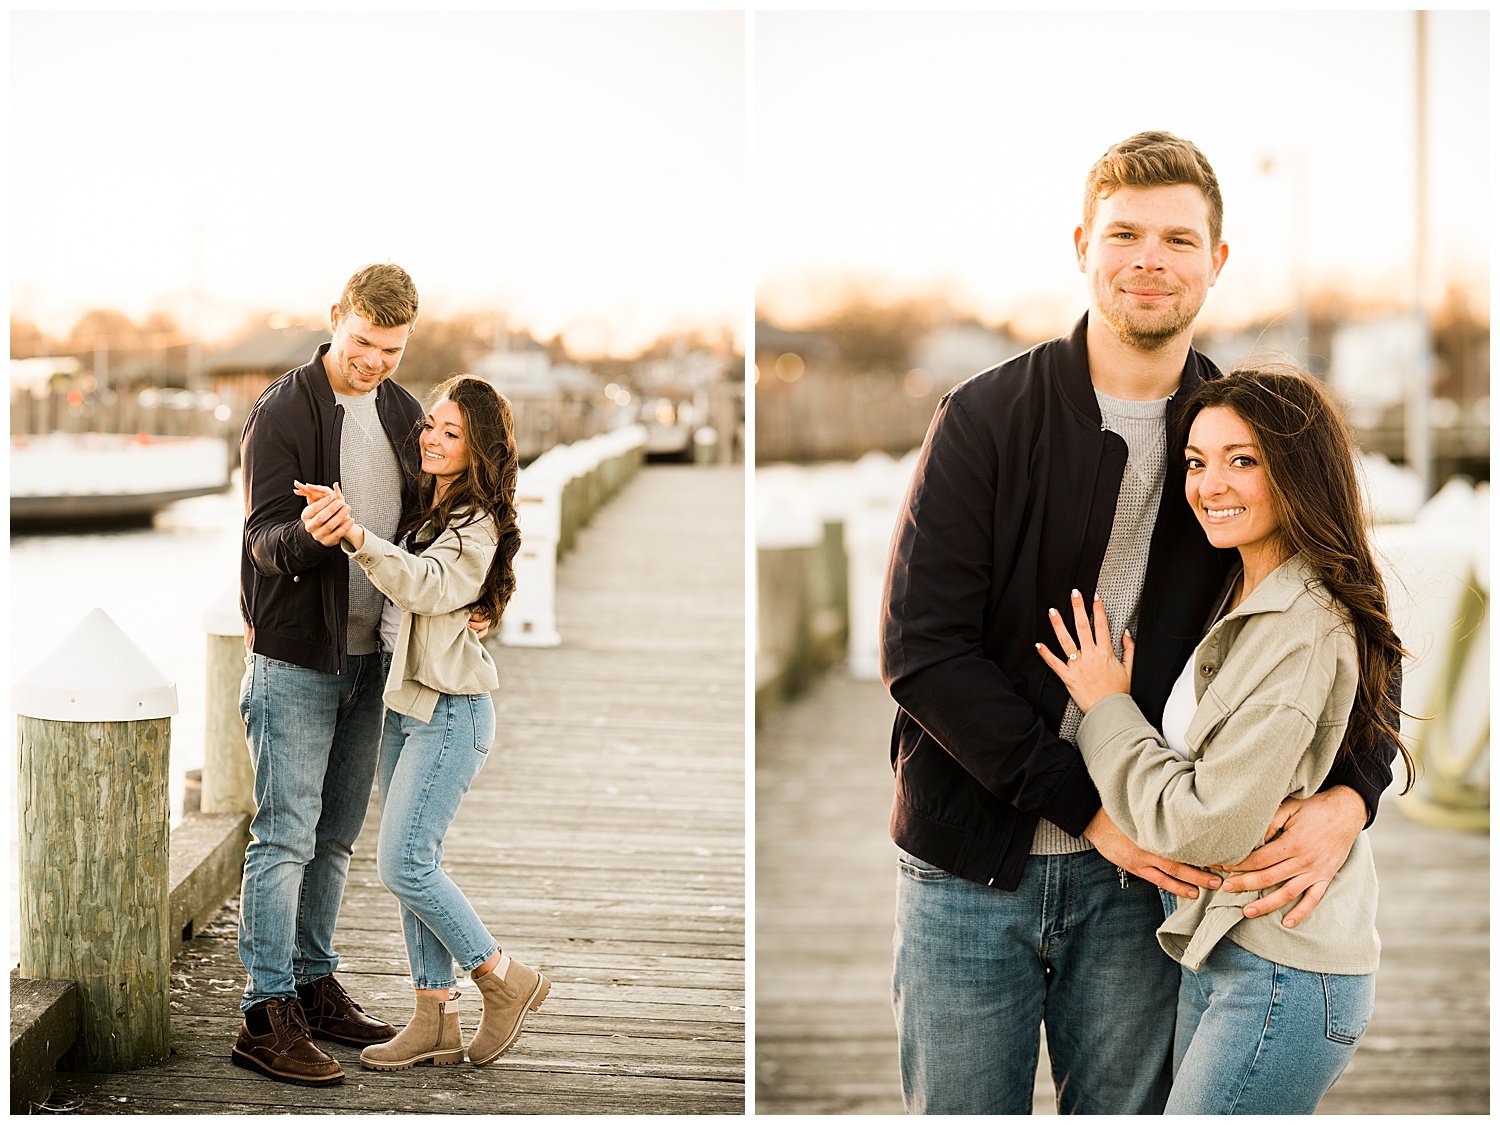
[1077,553,1379,974]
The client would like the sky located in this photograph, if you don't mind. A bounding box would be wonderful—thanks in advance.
[755,10,1489,335]
[10,10,745,357]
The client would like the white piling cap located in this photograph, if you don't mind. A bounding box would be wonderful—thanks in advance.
[202,578,245,637]
[13,607,179,721]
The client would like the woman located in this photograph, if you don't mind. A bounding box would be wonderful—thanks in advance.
[296,374,547,1071]
[1037,362,1410,1114]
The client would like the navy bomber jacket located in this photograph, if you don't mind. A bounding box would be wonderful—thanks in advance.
[880,314,1395,891]
[239,343,424,674]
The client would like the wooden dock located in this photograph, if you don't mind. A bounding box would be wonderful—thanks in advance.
[47,465,746,1115]
[755,667,1490,1115]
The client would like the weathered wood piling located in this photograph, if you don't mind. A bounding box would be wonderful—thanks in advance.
[14,609,178,1072]
[200,587,254,815]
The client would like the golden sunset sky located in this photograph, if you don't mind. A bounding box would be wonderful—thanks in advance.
[756,10,1489,334]
[11,10,745,358]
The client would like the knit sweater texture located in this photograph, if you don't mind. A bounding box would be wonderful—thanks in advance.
[1034,390,1170,855]
[333,387,404,655]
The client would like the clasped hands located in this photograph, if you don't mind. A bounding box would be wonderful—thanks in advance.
[294,480,360,549]
[291,480,490,639]
[1035,588,1362,927]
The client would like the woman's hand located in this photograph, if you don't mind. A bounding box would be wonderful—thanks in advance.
[1035,589,1133,713]
[294,481,364,550]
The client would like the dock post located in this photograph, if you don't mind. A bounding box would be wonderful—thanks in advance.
[501,461,564,648]
[13,608,177,1071]
[201,582,255,814]
[844,451,907,680]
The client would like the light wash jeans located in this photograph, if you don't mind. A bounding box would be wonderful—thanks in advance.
[893,847,1178,1114]
[1163,893,1375,1113]
[377,688,500,989]
[238,652,385,1011]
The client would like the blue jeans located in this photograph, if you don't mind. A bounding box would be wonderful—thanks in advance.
[1164,895,1375,1113]
[377,691,499,989]
[238,652,385,1010]
[893,847,1178,1114]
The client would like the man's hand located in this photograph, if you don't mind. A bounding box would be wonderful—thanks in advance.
[1216,786,1366,928]
[299,484,353,546]
[1083,808,1222,898]
[467,612,492,639]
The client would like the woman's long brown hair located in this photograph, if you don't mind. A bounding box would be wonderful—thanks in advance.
[1178,361,1414,791]
[396,374,521,627]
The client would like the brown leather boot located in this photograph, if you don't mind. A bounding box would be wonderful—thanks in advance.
[296,974,396,1045]
[231,997,344,1086]
[468,953,549,1065]
[359,991,465,1071]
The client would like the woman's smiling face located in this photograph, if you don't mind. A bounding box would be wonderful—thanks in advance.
[1184,405,1285,573]
[420,398,470,486]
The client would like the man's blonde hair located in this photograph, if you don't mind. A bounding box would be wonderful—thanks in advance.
[338,263,419,329]
[1082,131,1224,247]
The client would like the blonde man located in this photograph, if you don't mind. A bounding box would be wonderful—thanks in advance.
[234,264,424,1085]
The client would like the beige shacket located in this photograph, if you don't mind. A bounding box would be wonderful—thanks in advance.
[341,511,500,723]
[1076,553,1380,975]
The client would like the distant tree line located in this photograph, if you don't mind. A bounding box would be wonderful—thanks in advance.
[10,309,742,393]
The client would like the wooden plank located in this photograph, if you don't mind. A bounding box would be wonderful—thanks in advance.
[755,666,1489,1116]
[48,466,746,1115]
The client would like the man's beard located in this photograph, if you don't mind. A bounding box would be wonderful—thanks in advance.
[1098,288,1199,352]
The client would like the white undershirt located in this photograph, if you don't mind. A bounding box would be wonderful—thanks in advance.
[1161,574,1239,759]
[377,532,415,654]
[1161,660,1196,759]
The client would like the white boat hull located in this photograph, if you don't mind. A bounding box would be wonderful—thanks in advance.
[11,433,231,525]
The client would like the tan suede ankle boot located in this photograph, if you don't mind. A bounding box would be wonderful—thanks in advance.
[469,953,549,1065]
[359,990,464,1071]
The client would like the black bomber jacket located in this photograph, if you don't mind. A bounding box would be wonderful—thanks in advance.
[880,315,1395,890]
[238,344,424,674]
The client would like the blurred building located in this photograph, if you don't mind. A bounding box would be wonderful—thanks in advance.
[1200,309,1489,484]
[910,319,1026,389]
[206,324,328,403]
[755,315,1023,464]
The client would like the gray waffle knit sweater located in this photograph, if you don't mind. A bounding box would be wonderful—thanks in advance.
[1032,389,1170,855]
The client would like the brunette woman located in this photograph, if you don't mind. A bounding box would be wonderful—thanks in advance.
[297,373,546,1071]
[1038,362,1409,1113]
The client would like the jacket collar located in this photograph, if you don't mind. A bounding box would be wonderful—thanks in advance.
[302,341,398,411]
[303,342,337,405]
[1221,552,1319,621]
[1055,312,1218,428]
[1055,315,1100,424]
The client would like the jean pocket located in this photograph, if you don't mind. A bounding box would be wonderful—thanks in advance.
[238,657,254,729]
[1321,972,1375,1045]
[897,849,956,881]
[469,694,495,755]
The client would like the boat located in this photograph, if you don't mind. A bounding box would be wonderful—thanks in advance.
[10,432,232,528]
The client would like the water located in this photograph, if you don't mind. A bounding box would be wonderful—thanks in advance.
[9,479,243,965]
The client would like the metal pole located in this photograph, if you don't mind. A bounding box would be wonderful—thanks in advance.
[1407,10,1435,496]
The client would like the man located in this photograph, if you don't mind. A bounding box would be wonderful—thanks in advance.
[880,133,1395,1114]
[233,263,426,1085]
